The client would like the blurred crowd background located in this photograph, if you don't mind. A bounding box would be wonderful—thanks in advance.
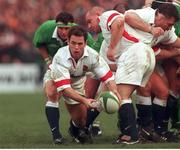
[0,0,145,65]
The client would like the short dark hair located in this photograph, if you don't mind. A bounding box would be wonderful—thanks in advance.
[68,26,87,41]
[55,12,74,24]
[157,3,179,22]
[113,2,128,13]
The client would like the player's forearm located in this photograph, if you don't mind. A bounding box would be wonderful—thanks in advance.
[106,80,118,94]
[109,64,117,72]
[169,38,180,48]
[125,12,152,33]
[109,18,124,49]
[38,46,52,65]
[62,87,87,104]
[156,49,180,60]
[174,56,180,65]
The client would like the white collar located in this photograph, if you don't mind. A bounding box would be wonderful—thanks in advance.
[66,45,89,61]
[52,27,62,41]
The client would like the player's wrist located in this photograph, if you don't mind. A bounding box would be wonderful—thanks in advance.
[44,57,52,65]
[148,25,153,34]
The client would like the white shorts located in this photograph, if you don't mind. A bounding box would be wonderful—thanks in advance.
[63,76,86,105]
[44,69,86,105]
[115,42,155,87]
[155,61,165,77]
[99,40,117,65]
[43,69,52,88]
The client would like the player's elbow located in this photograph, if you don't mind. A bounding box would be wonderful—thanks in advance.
[124,12,134,24]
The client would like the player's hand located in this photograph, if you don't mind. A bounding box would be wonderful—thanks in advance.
[112,91,122,106]
[107,48,116,62]
[176,66,180,75]
[150,26,164,38]
[83,98,97,109]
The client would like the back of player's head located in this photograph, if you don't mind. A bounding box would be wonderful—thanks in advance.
[157,3,179,22]
[55,12,74,25]
[68,26,87,41]
[87,6,105,16]
[113,2,128,13]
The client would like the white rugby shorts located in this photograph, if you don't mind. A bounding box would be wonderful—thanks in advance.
[63,76,86,105]
[43,69,52,88]
[115,42,155,87]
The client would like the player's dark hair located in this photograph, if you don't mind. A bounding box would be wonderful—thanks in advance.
[68,26,87,41]
[113,2,129,13]
[157,3,179,22]
[55,12,74,24]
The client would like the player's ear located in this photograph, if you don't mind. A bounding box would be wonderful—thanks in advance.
[67,38,70,45]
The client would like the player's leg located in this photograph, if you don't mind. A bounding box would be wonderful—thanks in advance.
[116,84,139,144]
[84,76,102,136]
[163,59,180,130]
[136,80,153,141]
[65,103,91,143]
[150,72,169,135]
[43,70,63,144]
[115,42,155,144]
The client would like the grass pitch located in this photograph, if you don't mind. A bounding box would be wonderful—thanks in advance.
[0,92,180,148]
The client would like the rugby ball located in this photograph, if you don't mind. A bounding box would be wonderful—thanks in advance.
[98,91,119,114]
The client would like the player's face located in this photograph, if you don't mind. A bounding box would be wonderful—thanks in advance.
[155,13,175,31]
[68,35,86,61]
[86,13,101,33]
[57,27,70,41]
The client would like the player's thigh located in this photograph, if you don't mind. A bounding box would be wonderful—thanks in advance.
[84,76,100,98]
[163,59,178,85]
[65,103,87,127]
[117,84,137,100]
[44,80,61,101]
[151,72,169,99]
[137,79,152,97]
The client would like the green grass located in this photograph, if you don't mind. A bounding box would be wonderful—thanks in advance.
[0,92,180,148]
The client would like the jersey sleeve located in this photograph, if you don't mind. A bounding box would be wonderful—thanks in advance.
[50,55,71,92]
[161,27,178,44]
[106,12,122,31]
[87,33,95,48]
[125,7,154,23]
[92,55,114,83]
[33,20,55,47]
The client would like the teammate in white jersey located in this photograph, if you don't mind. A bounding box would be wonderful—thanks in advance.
[125,3,180,141]
[86,6,155,144]
[86,3,180,143]
[50,26,121,143]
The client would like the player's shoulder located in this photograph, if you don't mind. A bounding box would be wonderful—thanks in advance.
[85,45,99,56]
[102,10,120,17]
[37,20,56,32]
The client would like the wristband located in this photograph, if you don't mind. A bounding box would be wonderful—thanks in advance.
[148,26,153,34]
[45,57,51,65]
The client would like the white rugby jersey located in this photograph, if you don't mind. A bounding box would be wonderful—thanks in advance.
[50,45,114,92]
[99,8,177,56]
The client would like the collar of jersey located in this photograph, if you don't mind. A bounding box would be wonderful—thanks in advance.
[66,45,89,60]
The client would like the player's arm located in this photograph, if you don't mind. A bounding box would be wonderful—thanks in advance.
[156,48,180,60]
[125,11,164,37]
[107,16,124,62]
[62,87,96,108]
[169,38,180,48]
[38,46,52,66]
[93,55,121,102]
[105,80,121,102]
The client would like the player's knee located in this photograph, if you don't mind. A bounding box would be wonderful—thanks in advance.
[156,87,169,100]
[45,86,59,101]
[74,117,86,128]
[137,86,151,97]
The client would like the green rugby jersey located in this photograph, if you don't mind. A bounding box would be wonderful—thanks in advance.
[33,20,96,57]
[33,20,65,57]
[175,4,180,37]
[91,33,104,53]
